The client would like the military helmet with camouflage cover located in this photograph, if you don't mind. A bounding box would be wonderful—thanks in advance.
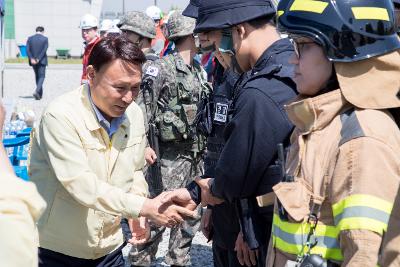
[117,11,156,39]
[165,10,196,41]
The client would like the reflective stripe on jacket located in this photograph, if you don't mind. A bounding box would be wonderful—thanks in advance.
[268,88,400,267]
[272,193,394,262]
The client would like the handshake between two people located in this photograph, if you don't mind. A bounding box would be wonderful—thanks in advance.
[128,177,224,245]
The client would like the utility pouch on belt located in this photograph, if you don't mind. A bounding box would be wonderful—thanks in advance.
[159,110,187,142]
[273,178,313,222]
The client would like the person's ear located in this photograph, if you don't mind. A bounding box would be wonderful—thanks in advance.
[235,24,246,40]
[86,65,96,80]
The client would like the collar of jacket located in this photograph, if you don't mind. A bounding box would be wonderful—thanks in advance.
[143,48,158,59]
[335,50,400,109]
[88,87,126,137]
[251,38,294,77]
[83,35,100,47]
[171,51,201,74]
[285,89,350,134]
[80,84,130,132]
[143,48,156,55]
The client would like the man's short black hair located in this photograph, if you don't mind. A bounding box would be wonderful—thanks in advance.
[36,26,44,32]
[88,35,146,72]
[247,14,275,29]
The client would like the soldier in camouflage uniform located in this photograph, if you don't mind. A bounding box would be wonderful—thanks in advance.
[118,11,158,61]
[130,10,211,267]
[118,11,159,133]
[117,10,163,252]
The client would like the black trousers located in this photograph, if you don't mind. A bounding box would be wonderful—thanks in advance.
[38,243,126,267]
[32,64,46,97]
[212,242,267,267]
[213,243,242,267]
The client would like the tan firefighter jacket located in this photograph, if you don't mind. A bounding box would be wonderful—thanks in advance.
[267,50,400,267]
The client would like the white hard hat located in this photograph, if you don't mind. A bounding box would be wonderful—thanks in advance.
[112,19,121,27]
[145,5,162,20]
[99,19,113,32]
[107,25,121,34]
[79,14,98,29]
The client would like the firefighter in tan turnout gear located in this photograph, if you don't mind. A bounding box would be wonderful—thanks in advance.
[266,0,400,266]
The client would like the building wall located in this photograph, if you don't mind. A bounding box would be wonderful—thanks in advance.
[10,0,103,57]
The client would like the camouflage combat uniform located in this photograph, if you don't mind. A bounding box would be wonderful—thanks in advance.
[131,11,211,267]
[117,11,158,63]
[117,10,165,261]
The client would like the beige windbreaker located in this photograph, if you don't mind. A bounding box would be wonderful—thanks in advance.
[29,84,149,259]
[0,174,46,267]
[268,50,400,267]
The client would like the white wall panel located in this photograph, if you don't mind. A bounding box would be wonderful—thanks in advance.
[13,0,103,57]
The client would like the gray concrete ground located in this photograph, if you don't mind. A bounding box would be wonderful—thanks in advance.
[123,228,213,267]
[2,63,213,267]
[2,63,82,120]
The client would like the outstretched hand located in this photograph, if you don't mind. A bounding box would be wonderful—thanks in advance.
[194,177,224,207]
[140,192,197,228]
[160,188,198,211]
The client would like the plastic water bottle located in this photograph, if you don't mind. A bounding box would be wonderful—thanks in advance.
[19,120,29,166]
[16,119,26,133]
[2,123,10,139]
[2,122,13,156]
[9,121,17,137]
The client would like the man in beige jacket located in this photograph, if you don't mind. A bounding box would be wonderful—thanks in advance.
[29,35,195,267]
[0,101,46,267]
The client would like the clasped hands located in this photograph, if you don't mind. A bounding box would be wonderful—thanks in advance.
[30,58,38,65]
[138,177,224,228]
[160,177,224,212]
[133,177,224,244]
[129,191,191,244]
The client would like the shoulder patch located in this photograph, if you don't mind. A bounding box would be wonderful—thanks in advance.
[214,103,229,123]
[146,66,159,77]
[339,108,365,146]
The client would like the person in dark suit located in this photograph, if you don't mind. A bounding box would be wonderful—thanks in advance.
[26,26,48,100]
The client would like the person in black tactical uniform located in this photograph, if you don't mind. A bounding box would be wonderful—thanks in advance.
[183,1,243,267]
[167,0,298,266]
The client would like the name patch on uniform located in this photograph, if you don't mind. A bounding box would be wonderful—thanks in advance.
[214,103,228,123]
[146,66,159,77]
